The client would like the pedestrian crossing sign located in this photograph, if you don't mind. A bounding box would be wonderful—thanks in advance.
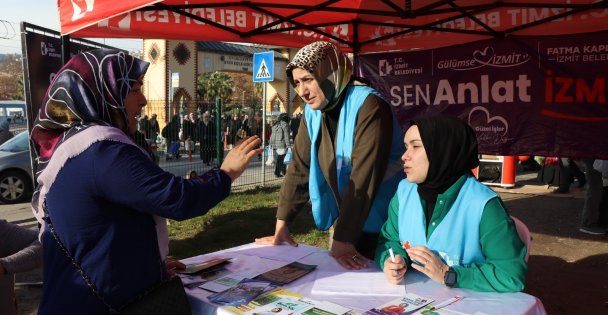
[253,51,274,82]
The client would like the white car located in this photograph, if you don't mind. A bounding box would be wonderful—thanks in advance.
[0,131,33,204]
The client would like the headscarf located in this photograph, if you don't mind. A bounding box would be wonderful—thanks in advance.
[31,48,149,167]
[286,41,352,112]
[411,114,479,203]
[30,49,153,242]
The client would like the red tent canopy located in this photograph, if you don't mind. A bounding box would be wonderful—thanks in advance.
[59,0,608,53]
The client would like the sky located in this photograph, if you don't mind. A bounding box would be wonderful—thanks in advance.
[0,0,142,54]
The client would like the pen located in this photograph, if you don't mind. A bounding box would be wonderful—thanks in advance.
[429,296,463,311]
[388,246,396,263]
[386,244,407,294]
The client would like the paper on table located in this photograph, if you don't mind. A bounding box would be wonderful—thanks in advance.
[311,271,404,296]
[226,243,321,262]
[199,272,258,293]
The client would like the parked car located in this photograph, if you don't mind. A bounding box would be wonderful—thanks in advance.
[0,131,33,204]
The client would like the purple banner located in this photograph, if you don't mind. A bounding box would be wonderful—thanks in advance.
[358,31,608,159]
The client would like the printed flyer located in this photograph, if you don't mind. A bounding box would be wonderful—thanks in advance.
[366,293,433,315]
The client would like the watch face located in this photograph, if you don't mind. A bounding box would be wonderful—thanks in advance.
[445,269,457,287]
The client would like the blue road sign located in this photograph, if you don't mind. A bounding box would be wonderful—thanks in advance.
[253,51,274,82]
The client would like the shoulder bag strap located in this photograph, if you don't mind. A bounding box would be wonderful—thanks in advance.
[42,200,119,314]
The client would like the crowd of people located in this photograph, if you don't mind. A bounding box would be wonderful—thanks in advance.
[134,107,300,168]
[536,156,608,235]
[5,39,604,313]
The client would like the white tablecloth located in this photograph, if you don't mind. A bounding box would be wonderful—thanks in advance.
[181,243,546,315]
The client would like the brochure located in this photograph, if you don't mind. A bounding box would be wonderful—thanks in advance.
[365,293,433,315]
[178,257,231,275]
[299,301,353,315]
[225,288,305,314]
[242,297,315,315]
[255,261,317,285]
[208,278,276,306]
[412,306,472,315]
[200,273,250,293]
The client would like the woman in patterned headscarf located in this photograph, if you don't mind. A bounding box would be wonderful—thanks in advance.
[31,49,262,314]
[256,41,405,270]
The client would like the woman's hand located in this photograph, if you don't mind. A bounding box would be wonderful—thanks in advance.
[405,246,449,284]
[383,255,407,284]
[330,240,369,270]
[254,219,298,246]
[165,258,186,277]
[220,136,263,181]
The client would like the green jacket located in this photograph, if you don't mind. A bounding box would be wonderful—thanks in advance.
[375,175,528,292]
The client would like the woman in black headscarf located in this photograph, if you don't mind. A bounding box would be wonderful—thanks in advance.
[375,115,528,292]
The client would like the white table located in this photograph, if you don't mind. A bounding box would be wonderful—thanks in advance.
[181,243,546,315]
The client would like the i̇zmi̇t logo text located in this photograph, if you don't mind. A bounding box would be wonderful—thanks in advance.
[379,58,422,77]
[379,59,393,76]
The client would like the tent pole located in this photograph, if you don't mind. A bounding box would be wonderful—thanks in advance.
[61,35,71,66]
[352,19,359,75]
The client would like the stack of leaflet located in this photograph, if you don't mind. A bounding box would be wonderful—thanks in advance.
[225,288,358,315]
[208,278,277,306]
[254,261,317,285]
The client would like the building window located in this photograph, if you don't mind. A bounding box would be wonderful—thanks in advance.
[173,43,191,65]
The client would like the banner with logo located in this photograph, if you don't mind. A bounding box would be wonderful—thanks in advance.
[358,31,608,159]
[23,32,103,123]
[58,0,608,53]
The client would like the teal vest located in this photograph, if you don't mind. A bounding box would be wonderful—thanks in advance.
[397,175,496,267]
[305,85,404,232]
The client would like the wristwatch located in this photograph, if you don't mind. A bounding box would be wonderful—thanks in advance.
[444,267,457,287]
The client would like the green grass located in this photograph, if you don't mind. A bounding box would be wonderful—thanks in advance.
[167,184,329,259]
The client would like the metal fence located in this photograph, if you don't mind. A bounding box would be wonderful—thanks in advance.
[10,100,294,191]
[140,100,294,191]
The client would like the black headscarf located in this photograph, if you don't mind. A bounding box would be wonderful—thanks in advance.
[411,115,479,204]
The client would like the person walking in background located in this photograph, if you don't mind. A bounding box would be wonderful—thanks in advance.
[137,114,150,138]
[1,220,42,315]
[0,119,13,146]
[182,114,194,161]
[537,157,571,193]
[595,160,608,231]
[188,112,200,154]
[256,41,404,269]
[228,113,242,149]
[269,113,290,177]
[376,115,527,292]
[290,113,301,142]
[249,112,270,161]
[579,159,606,235]
[148,113,160,143]
[162,114,181,160]
[220,113,227,149]
[30,49,262,314]
[198,111,217,166]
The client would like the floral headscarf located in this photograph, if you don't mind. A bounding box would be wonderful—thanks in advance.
[286,41,352,112]
[30,49,150,241]
[31,48,149,167]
